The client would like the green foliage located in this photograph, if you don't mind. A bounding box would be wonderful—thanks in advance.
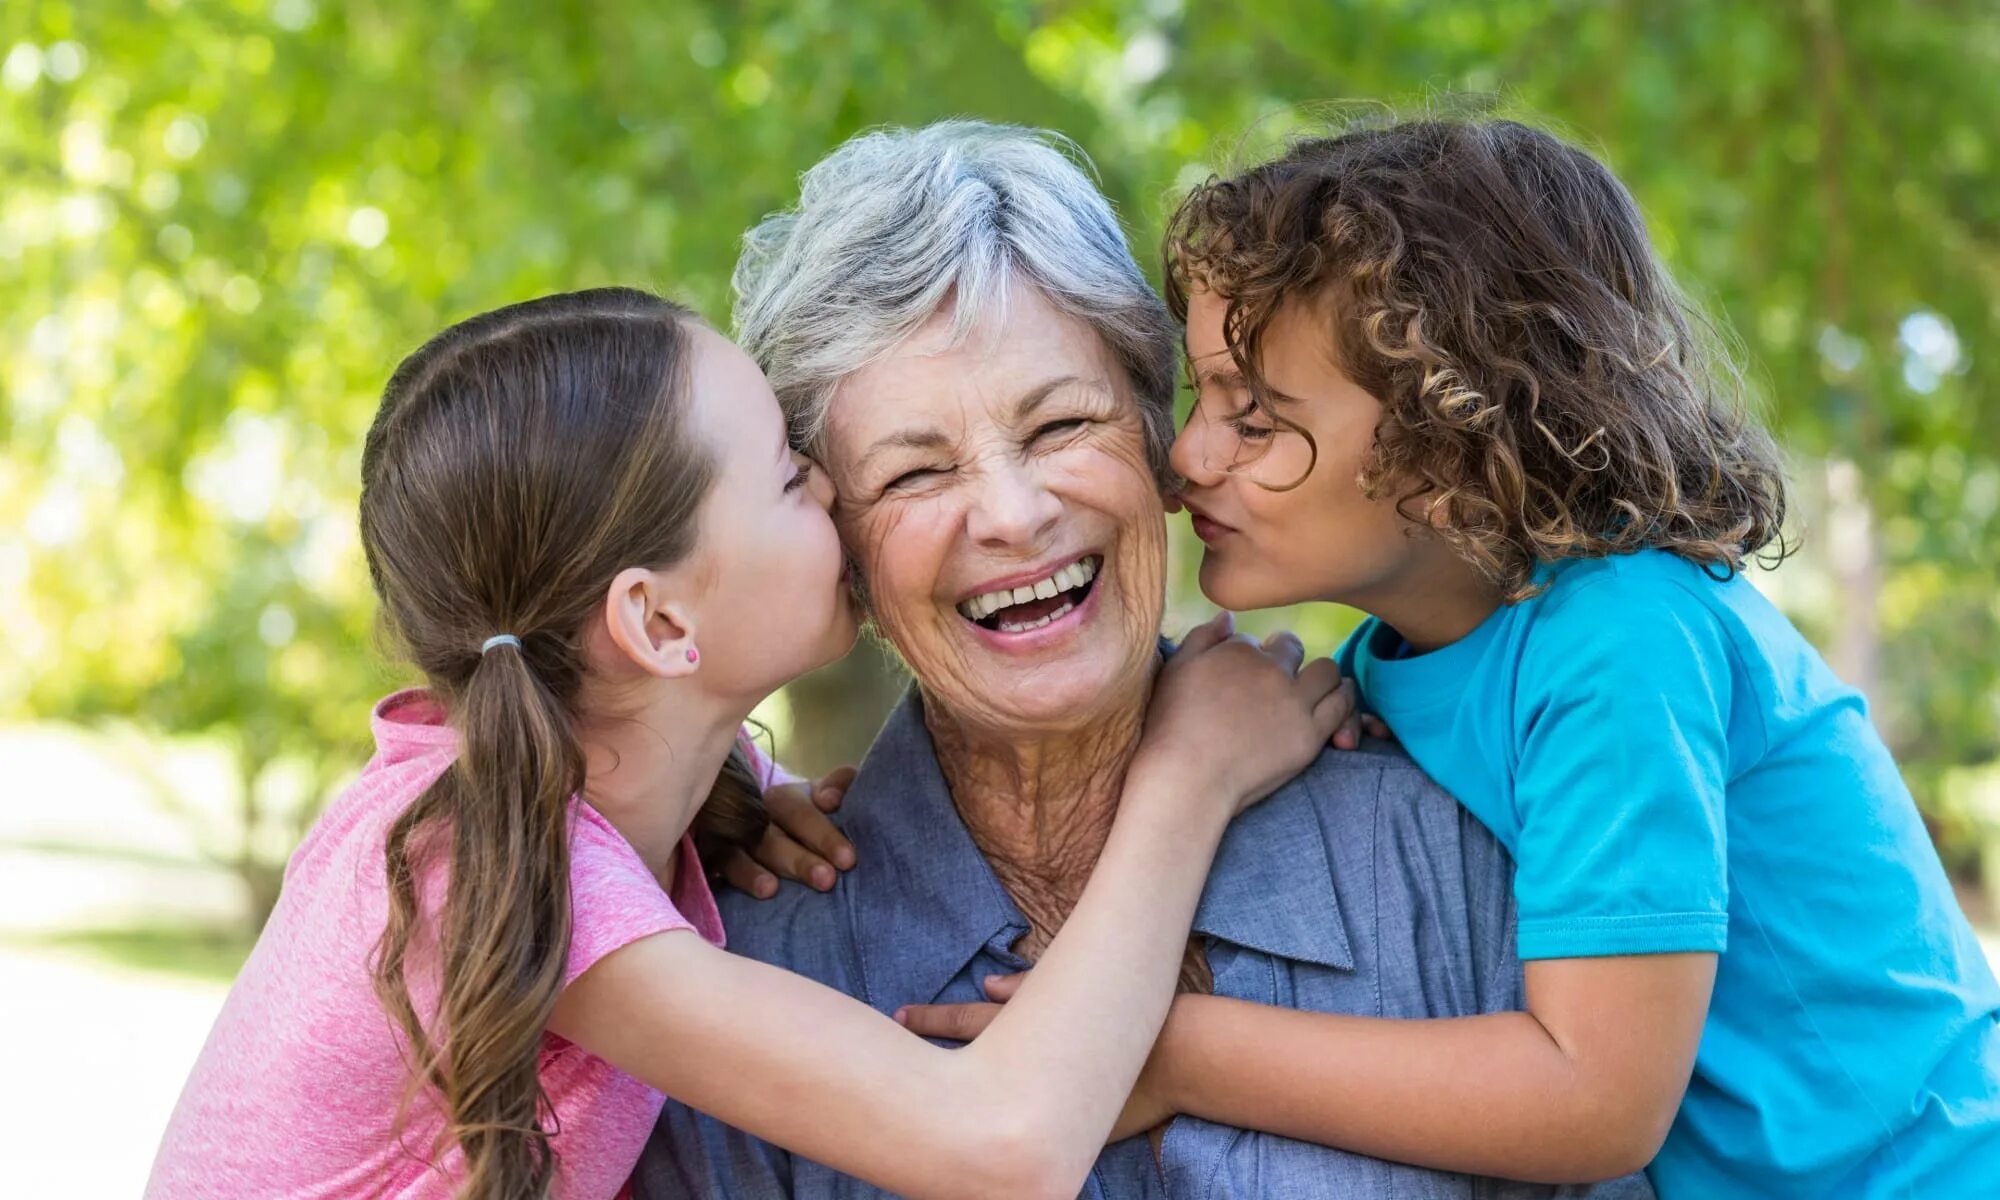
[5,0,1996,894]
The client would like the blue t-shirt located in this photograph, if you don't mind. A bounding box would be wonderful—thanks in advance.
[1341,550,2000,1197]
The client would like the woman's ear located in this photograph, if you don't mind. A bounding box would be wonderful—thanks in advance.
[602,565,700,679]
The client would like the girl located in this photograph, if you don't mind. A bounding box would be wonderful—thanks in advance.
[145,288,1350,1200]
[908,118,2000,1195]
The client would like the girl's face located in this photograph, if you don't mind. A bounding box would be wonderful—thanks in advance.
[1169,288,1440,615]
[675,326,859,699]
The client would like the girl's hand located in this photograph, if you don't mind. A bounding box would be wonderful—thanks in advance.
[715,766,858,898]
[1142,612,1354,814]
[1333,709,1393,751]
[897,972,1177,1143]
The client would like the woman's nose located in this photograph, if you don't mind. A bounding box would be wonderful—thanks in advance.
[1169,409,1225,487]
[965,459,1062,549]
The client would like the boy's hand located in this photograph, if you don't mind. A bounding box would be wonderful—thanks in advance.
[716,766,858,898]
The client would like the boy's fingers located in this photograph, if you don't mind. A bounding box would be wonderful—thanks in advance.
[813,764,858,812]
[717,847,778,900]
[981,972,1027,1000]
[893,1002,1003,1043]
[750,823,836,891]
[760,787,853,876]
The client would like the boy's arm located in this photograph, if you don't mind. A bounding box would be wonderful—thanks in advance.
[903,951,1712,1182]
[1149,952,1712,1182]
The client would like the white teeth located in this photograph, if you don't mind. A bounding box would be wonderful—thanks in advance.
[955,555,1101,622]
[997,601,1075,633]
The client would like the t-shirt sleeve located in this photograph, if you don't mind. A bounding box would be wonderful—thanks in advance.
[1509,579,1735,960]
[736,725,803,791]
[563,807,702,991]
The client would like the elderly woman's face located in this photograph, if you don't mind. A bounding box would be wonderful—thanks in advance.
[822,279,1167,733]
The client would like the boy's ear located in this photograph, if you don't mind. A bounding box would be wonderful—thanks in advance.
[602,566,700,679]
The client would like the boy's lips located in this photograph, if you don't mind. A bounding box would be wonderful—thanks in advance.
[1180,498,1236,544]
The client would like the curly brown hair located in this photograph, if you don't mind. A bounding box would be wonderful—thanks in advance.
[1164,115,1790,600]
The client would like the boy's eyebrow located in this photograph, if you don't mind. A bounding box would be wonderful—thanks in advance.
[1189,359,1247,389]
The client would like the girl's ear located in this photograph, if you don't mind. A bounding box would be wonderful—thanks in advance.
[602,566,700,679]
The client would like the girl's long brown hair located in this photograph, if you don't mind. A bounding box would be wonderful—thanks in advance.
[1165,115,1791,599]
[358,288,767,1199]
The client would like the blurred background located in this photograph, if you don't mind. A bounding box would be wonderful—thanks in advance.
[4,0,1997,1191]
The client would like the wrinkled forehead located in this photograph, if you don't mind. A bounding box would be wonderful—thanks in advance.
[819,282,1132,470]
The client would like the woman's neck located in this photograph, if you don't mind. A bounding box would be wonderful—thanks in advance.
[577,685,750,893]
[925,687,1149,954]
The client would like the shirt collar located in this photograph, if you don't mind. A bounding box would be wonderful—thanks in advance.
[838,671,1353,1009]
[370,688,459,766]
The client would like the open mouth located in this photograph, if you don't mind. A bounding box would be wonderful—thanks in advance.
[955,555,1101,634]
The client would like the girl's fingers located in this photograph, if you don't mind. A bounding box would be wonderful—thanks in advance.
[1363,713,1393,741]
[1260,630,1306,676]
[1334,707,1363,751]
[763,780,855,873]
[893,1001,1004,1043]
[1312,676,1360,742]
[1175,610,1236,658]
[717,846,778,900]
[1294,656,1341,704]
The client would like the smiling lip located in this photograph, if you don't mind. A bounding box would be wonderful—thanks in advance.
[954,552,1102,606]
[962,563,1103,653]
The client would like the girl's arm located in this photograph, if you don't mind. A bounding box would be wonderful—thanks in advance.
[904,952,1712,1182]
[551,616,1353,1200]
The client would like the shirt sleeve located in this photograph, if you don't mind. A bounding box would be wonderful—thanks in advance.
[1509,578,1735,960]
[563,805,702,991]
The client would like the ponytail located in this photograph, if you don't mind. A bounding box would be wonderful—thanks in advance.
[374,641,582,1198]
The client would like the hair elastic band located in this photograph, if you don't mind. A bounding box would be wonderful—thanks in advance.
[480,634,522,654]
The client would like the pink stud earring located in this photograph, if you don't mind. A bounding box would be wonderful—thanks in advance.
[685,648,699,664]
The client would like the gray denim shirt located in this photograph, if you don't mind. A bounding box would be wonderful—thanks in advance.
[637,687,1652,1200]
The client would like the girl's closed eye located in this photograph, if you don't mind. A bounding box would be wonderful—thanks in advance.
[785,461,814,493]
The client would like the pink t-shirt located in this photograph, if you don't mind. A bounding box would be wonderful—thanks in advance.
[147,690,784,1200]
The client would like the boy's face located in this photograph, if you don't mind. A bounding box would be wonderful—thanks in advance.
[1169,287,1463,620]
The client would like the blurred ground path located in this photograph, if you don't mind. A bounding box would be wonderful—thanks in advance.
[0,944,228,1198]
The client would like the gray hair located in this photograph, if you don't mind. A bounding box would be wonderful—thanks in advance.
[732,120,1180,482]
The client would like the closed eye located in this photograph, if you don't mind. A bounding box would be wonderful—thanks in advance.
[883,466,945,492]
[1228,412,1277,442]
[784,462,813,493]
[1034,418,1088,441]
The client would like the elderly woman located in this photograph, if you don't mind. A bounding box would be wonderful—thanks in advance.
[637,123,1649,1199]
